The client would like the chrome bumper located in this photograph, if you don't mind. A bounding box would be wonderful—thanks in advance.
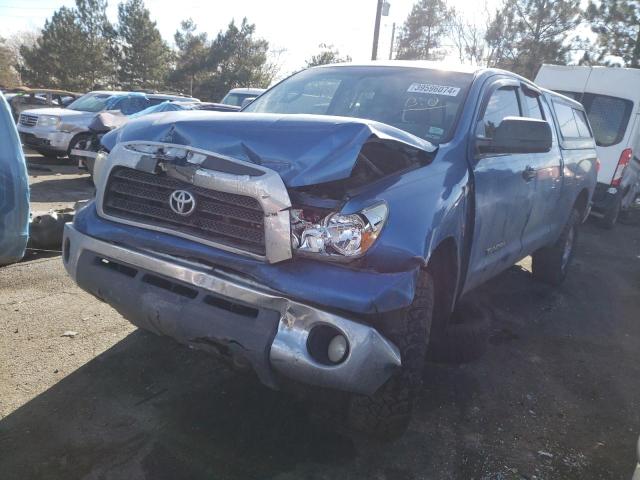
[17,125,75,152]
[63,224,401,395]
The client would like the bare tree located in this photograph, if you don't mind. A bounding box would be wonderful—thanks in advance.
[4,31,39,85]
[450,7,489,65]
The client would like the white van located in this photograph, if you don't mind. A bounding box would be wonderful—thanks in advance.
[535,65,640,228]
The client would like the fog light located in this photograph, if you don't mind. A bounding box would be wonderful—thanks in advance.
[328,335,348,363]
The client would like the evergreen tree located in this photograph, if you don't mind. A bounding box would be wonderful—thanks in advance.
[74,0,117,87]
[305,44,351,67]
[587,0,640,67]
[20,0,115,90]
[486,0,581,79]
[396,0,454,60]
[117,0,170,89]
[171,19,209,96]
[204,18,271,101]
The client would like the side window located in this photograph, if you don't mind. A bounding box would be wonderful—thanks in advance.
[148,97,167,106]
[478,86,521,138]
[582,94,632,146]
[540,96,559,146]
[553,101,580,138]
[523,89,544,120]
[120,97,150,115]
[573,109,592,138]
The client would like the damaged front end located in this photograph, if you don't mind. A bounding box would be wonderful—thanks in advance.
[64,112,441,394]
[97,112,436,265]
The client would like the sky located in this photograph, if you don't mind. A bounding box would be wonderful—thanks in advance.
[0,0,494,77]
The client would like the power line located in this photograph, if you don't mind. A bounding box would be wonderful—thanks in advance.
[0,5,56,9]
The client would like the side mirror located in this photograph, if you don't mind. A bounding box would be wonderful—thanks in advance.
[477,117,552,155]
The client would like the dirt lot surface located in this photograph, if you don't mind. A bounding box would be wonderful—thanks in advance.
[1,155,639,479]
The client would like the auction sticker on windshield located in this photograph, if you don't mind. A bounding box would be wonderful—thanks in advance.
[407,83,460,96]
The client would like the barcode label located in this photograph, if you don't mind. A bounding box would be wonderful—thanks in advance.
[407,83,460,96]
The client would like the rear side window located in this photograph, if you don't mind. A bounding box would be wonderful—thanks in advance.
[554,91,633,147]
[553,101,580,138]
[573,109,592,138]
[523,89,543,120]
[583,94,633,147]
[555,90,581,101]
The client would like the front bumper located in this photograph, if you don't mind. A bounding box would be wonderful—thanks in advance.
[17,125,74,153]
[62,223,401,395]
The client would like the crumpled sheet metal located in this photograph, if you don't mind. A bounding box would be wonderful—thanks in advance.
[100,111,436,187]
[0,94,29,266]
[74,203,420,314]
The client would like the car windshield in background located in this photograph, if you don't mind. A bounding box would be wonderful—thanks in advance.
[222,93,254,106]
[67,93,112,112]
[245,66,473,143]
[557,90,633,147]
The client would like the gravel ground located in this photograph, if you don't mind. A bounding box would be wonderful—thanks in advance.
[0,156,639,479]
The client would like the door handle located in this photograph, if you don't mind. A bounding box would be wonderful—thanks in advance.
[522,166,536,181]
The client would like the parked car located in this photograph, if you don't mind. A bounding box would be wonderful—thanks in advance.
[73,100,240,177]
[7,87,80,121]
[0,92,29,266]
[536,65,640,228]
[16,91,198,158]
[62,61,597,436]
[220,87,265,107]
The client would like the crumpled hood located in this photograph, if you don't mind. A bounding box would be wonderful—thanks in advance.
[100,111,436,187]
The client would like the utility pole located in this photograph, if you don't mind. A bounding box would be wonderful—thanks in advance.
[371,0,383,60]
[389,22,396,60]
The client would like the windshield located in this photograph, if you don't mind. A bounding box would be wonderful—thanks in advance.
[67,93,113,112]
[222,93,255,106]
[245,66,473,143]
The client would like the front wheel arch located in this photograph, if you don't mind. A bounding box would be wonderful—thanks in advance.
[573,188,590,223]
[66,132,91,157]
[426,237,460,325]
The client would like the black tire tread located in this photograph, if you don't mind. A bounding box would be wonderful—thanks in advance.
[346,271,434,438]
[532,208,580,286]
[600,194,621,229]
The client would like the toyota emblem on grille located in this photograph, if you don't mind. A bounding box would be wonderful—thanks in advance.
[169,190,196,216]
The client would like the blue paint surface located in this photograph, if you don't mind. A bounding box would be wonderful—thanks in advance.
[87,65,598,313]
[101,112,435,187]
[0,93,29,266]
[74,203,420,314]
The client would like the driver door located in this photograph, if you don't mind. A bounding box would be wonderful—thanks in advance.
[465,80,536,292]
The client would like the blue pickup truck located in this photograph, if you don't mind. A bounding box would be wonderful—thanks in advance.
[62,62,597,436]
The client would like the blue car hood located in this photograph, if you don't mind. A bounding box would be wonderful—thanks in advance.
[101,112,436,187]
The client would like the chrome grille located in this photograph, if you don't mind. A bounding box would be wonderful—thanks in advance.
[19,114,38,127]
[103,167,266,255]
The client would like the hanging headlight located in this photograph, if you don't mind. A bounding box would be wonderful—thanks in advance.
[291,202,388,260]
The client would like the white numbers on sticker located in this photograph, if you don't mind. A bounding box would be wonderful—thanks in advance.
[407,83,460,97]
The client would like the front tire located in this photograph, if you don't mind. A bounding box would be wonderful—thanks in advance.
[346,271,434,438]
[68,133,92,166]
[532,208,580,286]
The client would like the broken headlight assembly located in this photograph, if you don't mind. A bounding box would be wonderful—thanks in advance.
[290,203,388,260]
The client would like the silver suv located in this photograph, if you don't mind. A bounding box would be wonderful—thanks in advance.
[17,91,198,157]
